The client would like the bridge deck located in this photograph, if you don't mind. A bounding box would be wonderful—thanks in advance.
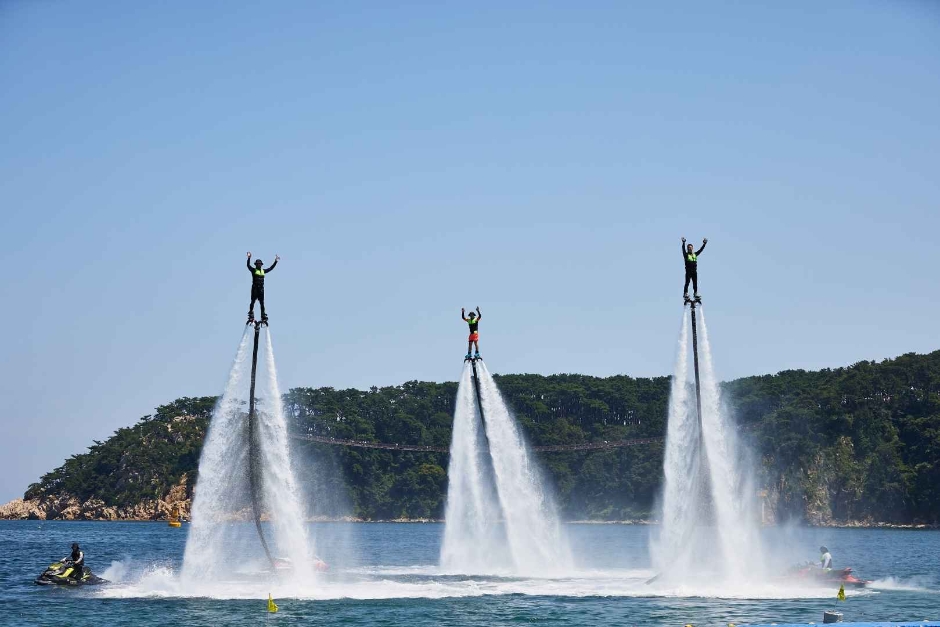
[290,433,663,453]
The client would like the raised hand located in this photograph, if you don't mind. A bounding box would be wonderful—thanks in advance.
[247,251,251,257]
[703,238,708,243]
[275,255,280,261]
[681,237,686,243]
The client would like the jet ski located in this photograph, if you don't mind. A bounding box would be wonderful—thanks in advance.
[787,562,870,588]
[35,560,107,586]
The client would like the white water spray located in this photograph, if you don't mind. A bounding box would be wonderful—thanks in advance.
[440,364,507,573]
[654,313,703,572]
[258,329,311,568]
[182,327,253,581]
[654,306,762,583]
[697,309,762,578]
[476,362,572,574]
[441,361,572,575]
[182,327,310,583]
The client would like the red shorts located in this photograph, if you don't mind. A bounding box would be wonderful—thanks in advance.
[468,332,479,342]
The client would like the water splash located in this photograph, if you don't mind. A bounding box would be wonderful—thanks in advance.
[182,327,253,581]
[441,361,572,575]
[259,329,311,569]
[182,326,310,584]
[479,362,572,574]
[440,364,507,573]
[100,562,847,601]
[698,308,761,578]
[654,307,762,583]
[654,312,703,572]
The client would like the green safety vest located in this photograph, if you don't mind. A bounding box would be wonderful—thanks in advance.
[254,269,265,277]
[686,254,697,262]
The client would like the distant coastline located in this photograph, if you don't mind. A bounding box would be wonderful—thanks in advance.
[2,497,936,529]
[10,350,940,528]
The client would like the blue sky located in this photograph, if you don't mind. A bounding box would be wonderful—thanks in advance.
[1,1,938,502]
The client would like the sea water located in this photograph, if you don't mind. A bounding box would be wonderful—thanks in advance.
[2,521,938,626]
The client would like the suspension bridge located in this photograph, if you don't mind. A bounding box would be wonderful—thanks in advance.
[290,432,664,453]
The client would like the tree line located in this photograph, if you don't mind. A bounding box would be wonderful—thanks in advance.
[25,350,940,524]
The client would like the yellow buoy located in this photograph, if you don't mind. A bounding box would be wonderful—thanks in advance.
[168,504,182,527]
[267,593,278,613]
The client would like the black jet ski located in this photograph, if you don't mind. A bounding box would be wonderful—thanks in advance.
[35,560,107,586]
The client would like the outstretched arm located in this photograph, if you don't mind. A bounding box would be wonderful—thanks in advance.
[475,306,481,321]
[696,238,708,255]
[247,252,253,272]
[681,238,687,258]
[265,255,280,273]
[461,308,468,322]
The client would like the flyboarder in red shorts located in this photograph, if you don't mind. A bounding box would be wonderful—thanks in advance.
[462,306,482,360]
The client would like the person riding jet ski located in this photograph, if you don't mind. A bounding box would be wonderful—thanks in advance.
[65,543,84,579]
[35,542,106,586]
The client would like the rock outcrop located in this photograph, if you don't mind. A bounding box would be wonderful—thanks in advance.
[0,475,192,521]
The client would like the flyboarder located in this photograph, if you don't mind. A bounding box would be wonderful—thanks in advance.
[462,306,482,360]
[246,251,279,324]
[681,236,707,301]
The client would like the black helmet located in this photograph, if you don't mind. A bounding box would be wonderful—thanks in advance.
[468,311,476,318]
[71,542,80,550]
[820,546,828,553]
[255,259,264,266]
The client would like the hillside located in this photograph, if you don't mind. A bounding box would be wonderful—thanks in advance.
[3,351,939,524]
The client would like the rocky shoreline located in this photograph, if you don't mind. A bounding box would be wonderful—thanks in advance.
[0,495,190,521]
[1,496,935,528]
[0,479,191,522]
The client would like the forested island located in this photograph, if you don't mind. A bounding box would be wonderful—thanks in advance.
[3,350,939,525]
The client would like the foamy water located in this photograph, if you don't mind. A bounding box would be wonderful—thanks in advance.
[8,521,938,626]
[97,561,860,601]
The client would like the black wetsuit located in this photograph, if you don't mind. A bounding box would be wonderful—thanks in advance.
[683,241,706,295]
[467,318,479,334]
[248,258,278,318]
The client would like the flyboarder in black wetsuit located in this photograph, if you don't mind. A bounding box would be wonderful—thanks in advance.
[682,237,707,300]
[247,251,279,324]
[462,307,482,360]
